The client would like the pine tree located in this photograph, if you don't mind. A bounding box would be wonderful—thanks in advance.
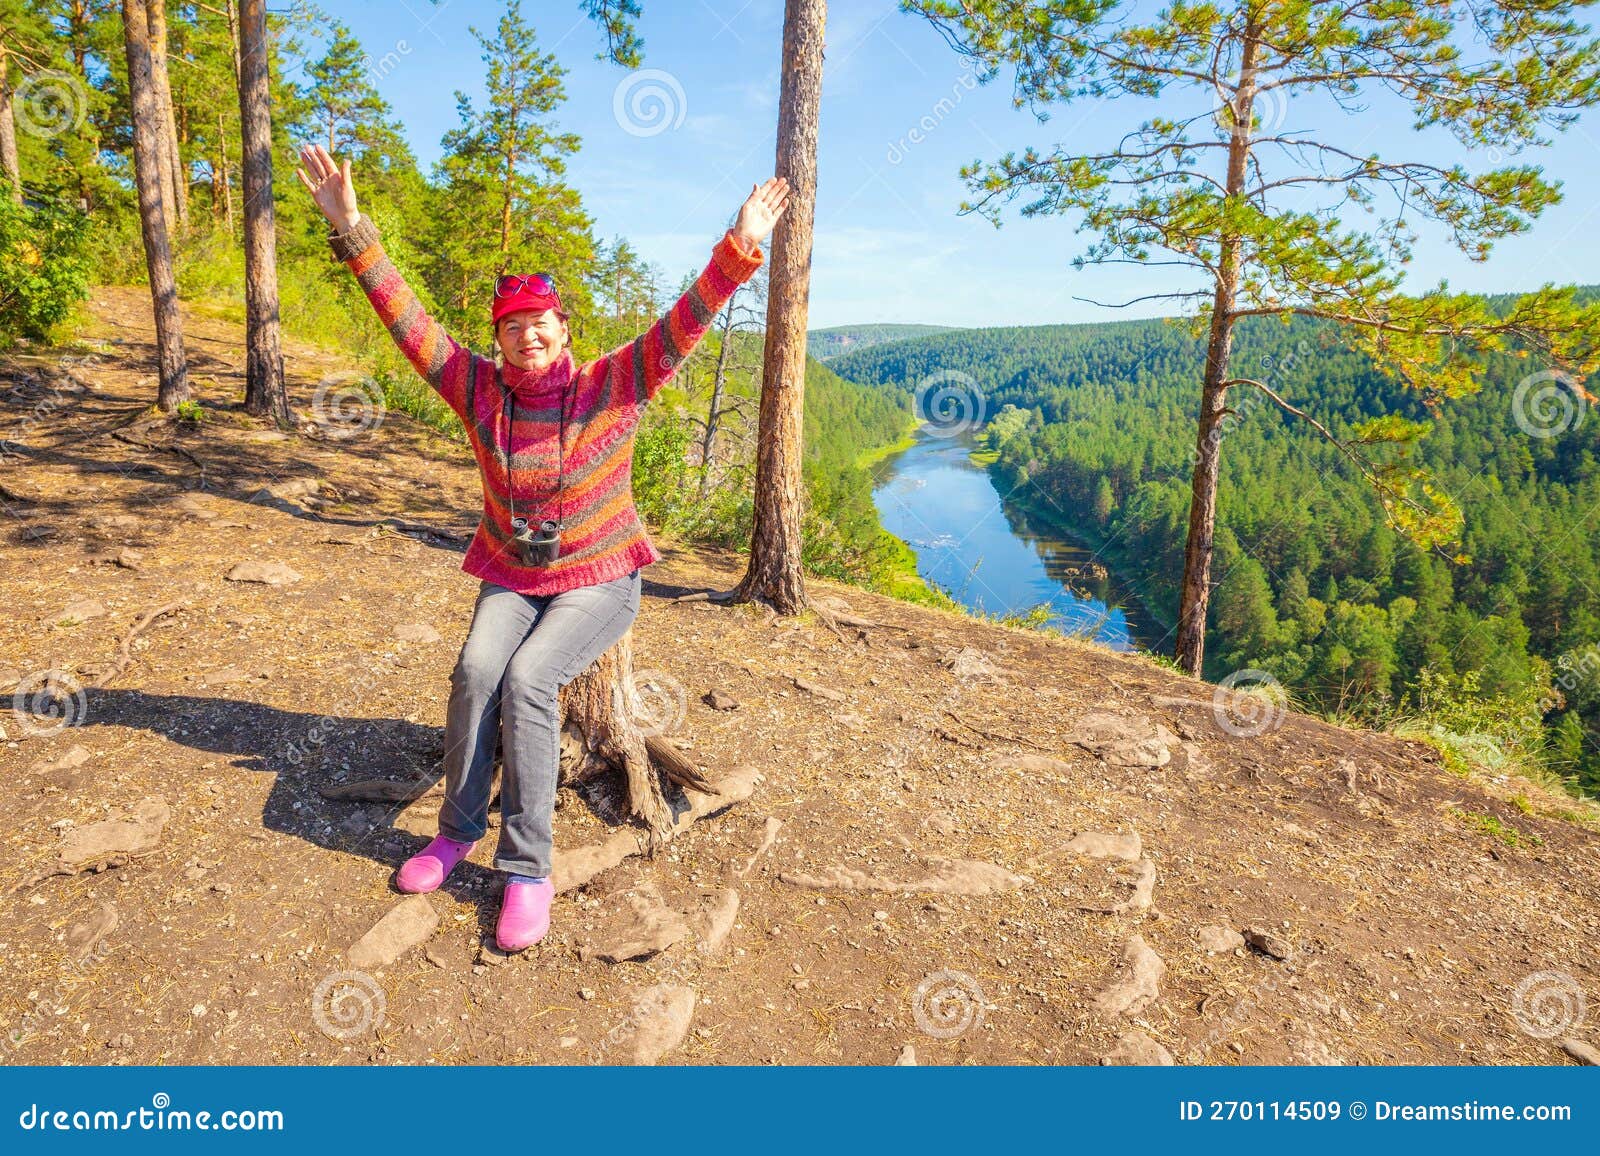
[298,20,390,156]
[120,0,187,409]
[0,1,48,201]
[236,0,285,422]
[695,263,766,499]
[591,236,659,333]
[430,0,590,345]
[579,0,643,66]
[908,0,1600,675]
[177,2,241,234]
[730,0,825,615]
[1,0,95,204]
[145,0,185,228]
[1092,474,1114,526]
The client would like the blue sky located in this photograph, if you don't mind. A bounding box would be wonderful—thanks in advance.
[313,0,1600,330]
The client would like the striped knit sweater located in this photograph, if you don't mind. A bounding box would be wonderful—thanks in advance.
[328,216,764,596]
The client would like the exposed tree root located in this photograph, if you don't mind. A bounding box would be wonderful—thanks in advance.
[668,590,733,604]
[552,766,760,893]
[318,777,444,803]
[642,733,716,794]
[108,428,208,484]
[90,601,188,689]
[943,708,1055,750]
[376,518,470,543]
[670,586,903,639]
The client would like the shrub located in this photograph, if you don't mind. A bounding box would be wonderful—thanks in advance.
[0,193,91,349]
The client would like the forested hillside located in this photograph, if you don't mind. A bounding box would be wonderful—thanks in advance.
[808,323,960,361]
[832,313,1600,795]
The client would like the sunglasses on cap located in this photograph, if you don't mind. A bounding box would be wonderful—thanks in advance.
[494,272,559,300]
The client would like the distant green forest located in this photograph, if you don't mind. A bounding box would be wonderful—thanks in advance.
[807,324,962,362]
[831,309,1600,796]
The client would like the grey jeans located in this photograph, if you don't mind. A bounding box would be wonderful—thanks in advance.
[436,568,641,876]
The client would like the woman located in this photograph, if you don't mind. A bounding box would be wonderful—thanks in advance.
[295,143,788,952]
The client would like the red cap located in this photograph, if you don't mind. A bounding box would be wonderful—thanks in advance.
[491,273,567,326]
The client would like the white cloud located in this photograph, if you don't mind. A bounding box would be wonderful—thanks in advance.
[683,112,738,137]
[727,77,778,114]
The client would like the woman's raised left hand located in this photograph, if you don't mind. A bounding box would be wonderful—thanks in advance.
[733,177,791,250]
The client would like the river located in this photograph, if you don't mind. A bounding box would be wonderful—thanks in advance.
[868,426,1163,652]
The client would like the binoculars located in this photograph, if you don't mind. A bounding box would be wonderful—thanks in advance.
[511,517,562,567]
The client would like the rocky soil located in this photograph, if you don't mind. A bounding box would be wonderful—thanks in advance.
[1,288,1596,1066]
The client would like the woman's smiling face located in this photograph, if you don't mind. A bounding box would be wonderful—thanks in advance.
[497,308,569,371]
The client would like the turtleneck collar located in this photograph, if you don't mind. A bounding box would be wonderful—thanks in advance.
[499,348,575,399]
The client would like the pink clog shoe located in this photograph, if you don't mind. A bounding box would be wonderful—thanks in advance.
[395,835,476,894]
[496,877,555,951]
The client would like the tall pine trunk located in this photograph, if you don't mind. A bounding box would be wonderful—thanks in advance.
[69,1,89,73]
[122,0,189,411]
[219,1,239,239]
[67,2,97,208]
[146,0,187,230]
[215,109,233,233]
[0,46,20,205]
[236,0,287,424]
[1174,26,1259,676]
[499,147,514,255]
[223,0,242,82]
[733,0,824,613]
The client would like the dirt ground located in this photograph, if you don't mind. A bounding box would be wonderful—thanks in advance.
[1,287,1597,1066]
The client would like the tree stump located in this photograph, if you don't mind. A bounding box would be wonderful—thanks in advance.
[555,627,711,844]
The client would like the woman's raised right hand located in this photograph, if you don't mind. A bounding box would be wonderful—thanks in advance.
[295,143,360,233]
